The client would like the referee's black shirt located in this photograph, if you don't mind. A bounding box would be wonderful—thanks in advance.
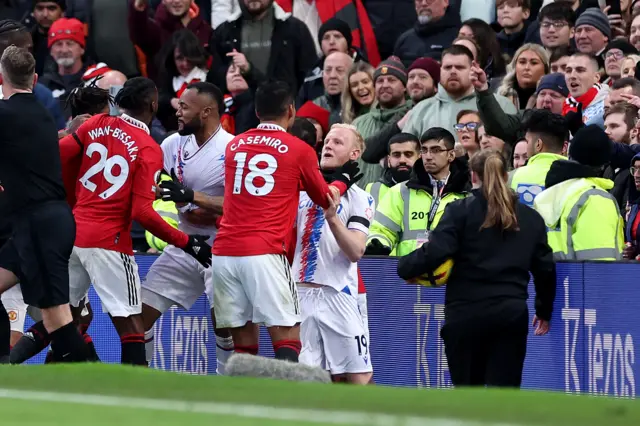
[0,93,66,218]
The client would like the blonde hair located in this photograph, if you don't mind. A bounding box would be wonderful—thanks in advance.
[341,61,376,124]
[621,54,640,76]
[329,123,365,153]
[469,149,519,231]
[497,43,550,110]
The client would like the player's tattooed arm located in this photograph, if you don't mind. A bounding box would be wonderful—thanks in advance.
[191,192,223,215]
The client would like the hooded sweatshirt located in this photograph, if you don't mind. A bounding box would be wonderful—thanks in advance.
[404,84,517,141]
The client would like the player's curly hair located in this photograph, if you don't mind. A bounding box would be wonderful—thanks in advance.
[66,78,113,118]
[114,77,157,116]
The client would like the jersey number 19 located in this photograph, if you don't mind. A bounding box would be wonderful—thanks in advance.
[232,152,278,197]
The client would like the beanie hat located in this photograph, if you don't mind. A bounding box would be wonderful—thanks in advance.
[374,56,407,86]
[318,18,352,49]
[297,101,330,136]
[536,72,569,97]
[82,62,111,85]
[569,124,612,167]
[408,57,440,86]
[48,17,85,48]
[575,8,611,39]
[34,0,65,9]
[605,39,639,56]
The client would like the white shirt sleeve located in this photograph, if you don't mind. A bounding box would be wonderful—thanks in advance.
[347,189,375,236]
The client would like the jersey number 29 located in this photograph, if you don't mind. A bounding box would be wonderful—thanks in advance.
[232,152,277,196]
[79,142,130,199]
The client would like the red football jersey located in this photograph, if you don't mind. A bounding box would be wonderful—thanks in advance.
[213,123,340,257]
[59,113,188,254]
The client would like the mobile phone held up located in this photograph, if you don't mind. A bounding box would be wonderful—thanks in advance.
[608,0,621,16]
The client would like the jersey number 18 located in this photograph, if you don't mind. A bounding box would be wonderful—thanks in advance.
[232,152,278,196]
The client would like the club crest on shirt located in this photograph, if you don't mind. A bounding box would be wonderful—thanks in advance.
[8,310,17,322]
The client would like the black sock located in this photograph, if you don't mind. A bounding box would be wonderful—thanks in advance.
[84,334,100,362]
[0,301,9,359]
[10,321,50,364]
[50,322,89,362]
[121,334,146,366]
[273,339,301,363]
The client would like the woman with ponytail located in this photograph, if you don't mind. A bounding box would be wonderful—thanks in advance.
[398,149,556,389]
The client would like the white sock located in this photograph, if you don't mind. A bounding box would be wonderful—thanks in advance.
[144,329,154,365]
[215,334,234,375]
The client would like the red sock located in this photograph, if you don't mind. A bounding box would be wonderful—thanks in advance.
[273,339,301,362]
[234,344,259,355]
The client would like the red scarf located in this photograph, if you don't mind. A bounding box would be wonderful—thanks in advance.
[276,0,381,66]
[562,84,602,116]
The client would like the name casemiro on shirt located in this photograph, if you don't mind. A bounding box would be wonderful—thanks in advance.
[229,135,290,154]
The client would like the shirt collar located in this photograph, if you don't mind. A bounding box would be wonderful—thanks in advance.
[257,122,286,132]
[119,113,150,135]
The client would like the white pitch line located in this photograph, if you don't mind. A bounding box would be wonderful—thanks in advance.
[0,388,522,426]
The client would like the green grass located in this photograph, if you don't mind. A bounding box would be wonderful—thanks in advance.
[1,363,640,425]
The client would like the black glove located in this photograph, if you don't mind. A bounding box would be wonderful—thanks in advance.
[323,160,363,189]
[159,169,194,203]
[182,235,212,267]
[364,239,392,256]
[565,103,584,136]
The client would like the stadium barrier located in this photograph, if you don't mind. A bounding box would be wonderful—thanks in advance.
[24,256,639,397]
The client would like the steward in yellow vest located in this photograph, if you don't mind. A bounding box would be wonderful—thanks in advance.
[365,133,420,207]
[510,110,567,207]
[534,125,624,261]
[366,127,471,256]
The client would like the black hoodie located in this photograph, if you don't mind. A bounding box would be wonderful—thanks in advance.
[406,157,471,196]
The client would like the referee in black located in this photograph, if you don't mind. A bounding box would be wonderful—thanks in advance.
[0,45,88,362]
[398,149,556,388]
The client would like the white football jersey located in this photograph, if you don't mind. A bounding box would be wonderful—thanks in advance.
[292,186,375,296]
[161,126,233,239]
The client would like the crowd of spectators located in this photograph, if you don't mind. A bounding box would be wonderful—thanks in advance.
[2,0,640,259]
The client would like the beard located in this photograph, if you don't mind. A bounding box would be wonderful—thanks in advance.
[389,166,411,183]
[55,57,75,68]
[178,116,202,136]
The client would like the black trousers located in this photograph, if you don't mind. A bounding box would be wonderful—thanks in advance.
[0,201,75,309]
[440,302,528,388]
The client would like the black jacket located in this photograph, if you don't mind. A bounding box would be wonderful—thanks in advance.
[392,4,461,66]
[397,189,556,321]
[407,157,471,195]
[207,5,317,95]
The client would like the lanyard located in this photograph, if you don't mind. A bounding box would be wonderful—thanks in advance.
[425,175,449,231]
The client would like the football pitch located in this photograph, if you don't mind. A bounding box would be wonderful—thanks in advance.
[1,364,640,425]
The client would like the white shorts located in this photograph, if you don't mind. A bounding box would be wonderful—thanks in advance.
[1,285,43,333]
[357,293,371,350]
[69,246,141,318]
[212,254,300,328]
[298,285,373,375]
[142,245,213,313]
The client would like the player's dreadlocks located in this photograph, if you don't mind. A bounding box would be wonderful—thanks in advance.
[114,77,157,116]
[66,78,113,118]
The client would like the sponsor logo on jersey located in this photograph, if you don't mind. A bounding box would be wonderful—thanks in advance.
[365,207,373,221]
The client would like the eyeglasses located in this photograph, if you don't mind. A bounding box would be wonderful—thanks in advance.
[420,147,452,155]
[631,167,640,175]
[540,21,569,29]
[606,50,625,60]
[453,122,479,132]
